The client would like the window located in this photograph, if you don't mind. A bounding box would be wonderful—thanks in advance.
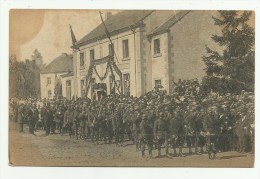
[122,39,129,58]
[154,38,160,54]
[108,43,114,56]
[123,73,130,96]
[66,80,71,87]
[155,79,162,88]
[48,90,52,97]
[47,77,51,85]
[80,52,85,67]
[90,49,95,60]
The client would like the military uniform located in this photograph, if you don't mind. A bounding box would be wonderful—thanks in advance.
[140,114,153,158]
[63,107,74,135]
[170,111,185,157]
[44,107,54,136]
[191,111,204,154]
[132,112,142,150]
[78,109,87,139]
[153,113,170,157]
[17,104,25,133]
[72,107,80,140]
[112,109,124,146]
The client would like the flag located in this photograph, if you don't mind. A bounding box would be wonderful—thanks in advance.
[69,24,77,47]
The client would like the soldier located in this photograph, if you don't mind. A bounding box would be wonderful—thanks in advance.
[78,106,87,139]
[153,112,170,158]
[54,105,65,134]
[112,107,124,146]
[139,113,153,158]
[191,108,204,154]
[72,105,80,140]
[63,104,74,135]
[172,109,186,157]
[169,111,178,157]
[95,109,106,144]
[132,111,142,150]
[237,113,247,153]
[44,105,54,136]
[104,109,113,144]
[40,103,47,130]
[17,103,25,133]
[30,104,39,135]
[183,108,195,155]
[249,122,255,154]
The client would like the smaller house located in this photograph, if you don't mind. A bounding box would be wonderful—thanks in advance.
[40,53,73,99]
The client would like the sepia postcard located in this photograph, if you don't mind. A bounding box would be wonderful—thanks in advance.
[8,9,255,168]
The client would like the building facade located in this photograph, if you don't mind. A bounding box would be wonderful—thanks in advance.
[40,53,74,99]
[70,10,221,99]
[40,10,220,99]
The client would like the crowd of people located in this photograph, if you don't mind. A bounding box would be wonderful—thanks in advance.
[9,79,255,159]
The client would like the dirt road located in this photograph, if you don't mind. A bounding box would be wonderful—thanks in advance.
[9,122,254,167]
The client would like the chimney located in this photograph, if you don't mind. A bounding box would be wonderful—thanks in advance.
[25,59,29,64]
[105,12,112,20]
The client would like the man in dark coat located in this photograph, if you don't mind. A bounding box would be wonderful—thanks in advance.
[112,107,124,146]
[140,113,153,158]
[17,103,25,133]
[54,105,65,133]
[63,105,74,135]
[27,104,38,135]
[132,111,142,150]
[72,105,80,140]
[191,109,204,154]
[170,110,186,157]
[44,105,54,136]
[153,112,170,158]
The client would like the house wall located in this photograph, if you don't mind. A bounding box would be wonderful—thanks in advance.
[40,72,67,99]
[60,75,74,99]
[150,33,170,93]
[75,28,143,98]
[73,11,222,97]
[141,10,177,93]
[168,11,221,87]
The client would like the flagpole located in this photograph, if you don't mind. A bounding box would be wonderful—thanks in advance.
[99,11,120,64]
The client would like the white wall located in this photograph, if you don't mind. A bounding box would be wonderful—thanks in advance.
[40,73,56,99]
[150,33,170,93]
[60,75,74,99]
[40,72,67,99]
[75,29,143,98]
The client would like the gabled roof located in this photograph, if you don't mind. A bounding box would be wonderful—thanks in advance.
[41,53,73,74]
[148,10,191,37]
[75,10,154,48]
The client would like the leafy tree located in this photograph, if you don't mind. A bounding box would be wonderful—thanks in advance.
[31,48,43,69]
[9,55,41,99]
[202,11,255,94]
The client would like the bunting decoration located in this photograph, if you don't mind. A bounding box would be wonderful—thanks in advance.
[93,62,110,81]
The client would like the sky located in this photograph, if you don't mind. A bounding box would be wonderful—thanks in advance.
[10,10,254,66]
[10,10,118,65]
